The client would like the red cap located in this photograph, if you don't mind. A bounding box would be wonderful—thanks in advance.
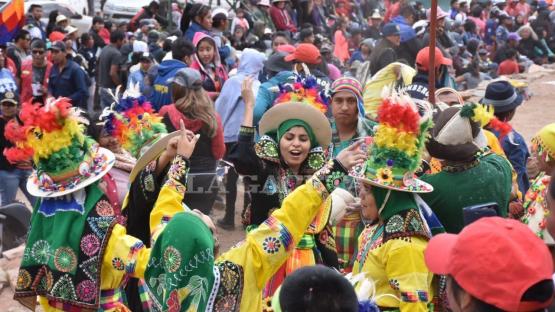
[284,43,322,65]
[48,31,65,42]
[425,217,554,311]
[276,44,296,54]
[415,47,452,71]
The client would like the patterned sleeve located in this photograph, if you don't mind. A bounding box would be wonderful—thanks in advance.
[100,224,150,287]
[218,159,347,289]
[384,238,433,312]
[149,154,190,239]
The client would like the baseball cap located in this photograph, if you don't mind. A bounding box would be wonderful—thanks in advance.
[49,41,66,52]
[0,91,19,105]
[425,217,554,311]
[48,31,65,42]
[508,32,521,41]
[168,68,202,90]
[381,23,400,37]
[416,47,452,71]
[276,44,296,54]
[283,43,321,64]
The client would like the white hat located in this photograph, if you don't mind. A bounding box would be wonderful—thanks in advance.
[56,15,68,24]
[65,25,78,35]
[211,7,228,18]
[133,40,148,53]
[259,0,271,6]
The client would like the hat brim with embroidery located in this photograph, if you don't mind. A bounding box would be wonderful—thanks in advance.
[350,89,434,193]
[27,146,115,197]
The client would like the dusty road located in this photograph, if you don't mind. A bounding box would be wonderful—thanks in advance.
[0,70,553,311]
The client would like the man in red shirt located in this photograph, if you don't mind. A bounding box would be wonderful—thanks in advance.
[20,39,51,104]
[498,49,520,75]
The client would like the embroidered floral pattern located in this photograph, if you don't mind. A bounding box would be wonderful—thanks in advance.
[308,152,325,170]
[54,247,78,272]
[215,295,238,311]
[163,246,182,273]
[95,200,114,217]
[385,215,404,234]
[166,289,181,312]
[79,255,99,281]
[31,240,51,264]
[254,136,280,163]
[16,269,32,289]
[80,234,100,257]
[76,280,97,302]
[167,155,189,185]
[37,269,54,292]
[144,174,155,193]
[262,237,281,254]
[112,257,125,271]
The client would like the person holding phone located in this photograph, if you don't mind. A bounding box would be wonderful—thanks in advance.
[20,39,51,104]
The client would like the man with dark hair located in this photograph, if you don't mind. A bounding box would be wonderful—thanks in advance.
[6,30,31,78]
[20,39,51,104]
[78,33,97,115]
[48,41,89,109]
[89,16,106,51]
[25,4,45,40]
[149,38,195,110]
[369,23,401,75]
[275,266,360,312]
[97,30,126,108]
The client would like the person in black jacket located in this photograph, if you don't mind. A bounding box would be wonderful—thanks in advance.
[89,16,106,51]
[369,23,401,75]
[517,25,548,64]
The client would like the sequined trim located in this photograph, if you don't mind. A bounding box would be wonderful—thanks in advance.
[167,155,190,186]
[239,126,255,136]
[214,261,243,312]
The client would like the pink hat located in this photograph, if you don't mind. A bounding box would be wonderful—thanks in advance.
[426,6,448,20]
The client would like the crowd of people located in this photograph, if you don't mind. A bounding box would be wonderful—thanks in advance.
[1,0,555,311]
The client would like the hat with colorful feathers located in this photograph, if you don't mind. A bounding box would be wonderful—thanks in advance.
[4,97,115,197]
[351,88,433,193]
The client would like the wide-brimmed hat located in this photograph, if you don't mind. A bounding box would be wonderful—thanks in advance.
[426,104,492,162]
[128,130,180,182]
[350,89,433,193]
[259,75,331,148]
[481,80,523,113]
[3,98,115,198]
[55,15,68,24]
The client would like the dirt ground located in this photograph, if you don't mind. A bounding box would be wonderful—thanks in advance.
[1,70,554,311]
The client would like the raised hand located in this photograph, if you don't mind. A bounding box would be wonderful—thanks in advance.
[336,141,367,172]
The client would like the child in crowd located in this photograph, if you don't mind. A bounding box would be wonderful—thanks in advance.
[190,32,229,100]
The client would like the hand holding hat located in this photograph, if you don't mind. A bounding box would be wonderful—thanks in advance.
[336,141,367,172]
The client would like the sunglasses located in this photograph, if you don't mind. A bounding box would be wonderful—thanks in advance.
[32,50,45,55]
[1,102,17,107]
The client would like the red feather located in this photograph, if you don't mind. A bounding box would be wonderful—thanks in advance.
[488,117,512,140]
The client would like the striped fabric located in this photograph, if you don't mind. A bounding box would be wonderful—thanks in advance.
[99,289,131,311]
[333,212,364,272]
[138,279,154,311]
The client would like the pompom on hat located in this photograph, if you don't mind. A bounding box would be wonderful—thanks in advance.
[4,97,115,198]
[351,88,433,193]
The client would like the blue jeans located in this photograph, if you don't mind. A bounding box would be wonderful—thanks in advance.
[0,169,36,207]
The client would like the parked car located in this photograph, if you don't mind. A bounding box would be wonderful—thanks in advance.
[103,0,152,23]
[25,0,89,16]
[24,0,92,36]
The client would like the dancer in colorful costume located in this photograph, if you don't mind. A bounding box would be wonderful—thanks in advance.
[226,75,341,297]
[143,76,366,309]
[350,90,436,311]
[10,97,196,311]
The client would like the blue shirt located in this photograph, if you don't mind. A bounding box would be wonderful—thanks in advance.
[500,130,530,195]
[48,60,89,109]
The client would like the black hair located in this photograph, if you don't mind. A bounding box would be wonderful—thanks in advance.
[105,21,113,30]
[279,266,358,312]
[15,29,30,42]
[464,19,477,33]
[273,31,291,42]
[506,48,517,59]
[92,16,104,25]
[450,276,554,311]
[451,0,458,5]
[471,4,482,17]
[28,4,42,12]
[30,39,46,50]
[212,13,228,29]
[400,5,417,18]
[300,28,314,41]
[180,3,210,34]
[80,32,91,43]
[494,107,516,121]
[148,1,159,9]
[172,38,195,61]
[467,39,480,55]
[110,30,125,43]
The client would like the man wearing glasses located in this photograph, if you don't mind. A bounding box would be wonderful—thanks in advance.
[20,39,51,104]
[47,41,89,110]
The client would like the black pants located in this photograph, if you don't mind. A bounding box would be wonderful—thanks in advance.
[223,142,239,223]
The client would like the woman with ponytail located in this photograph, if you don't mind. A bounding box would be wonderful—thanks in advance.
[181,3,213,42]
